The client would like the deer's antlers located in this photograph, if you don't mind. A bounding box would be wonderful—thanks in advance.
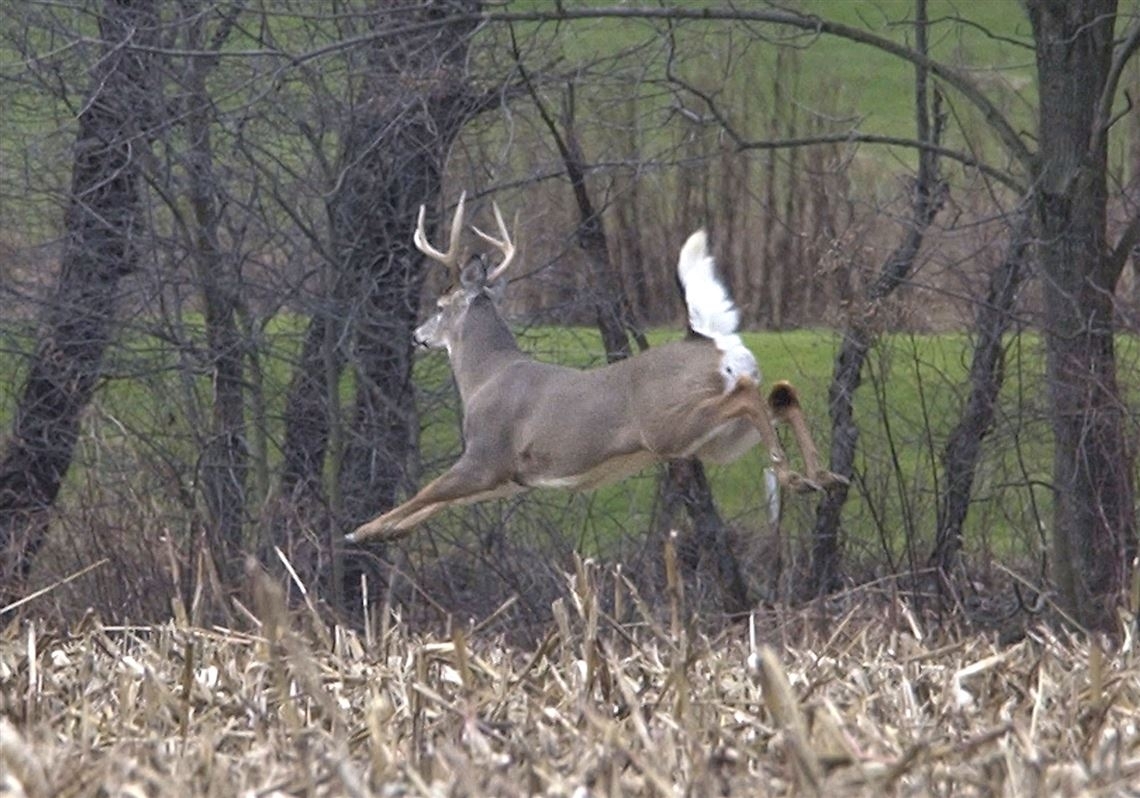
[414,191,466,279]
[413,191,515,283]
[471,202,516,283]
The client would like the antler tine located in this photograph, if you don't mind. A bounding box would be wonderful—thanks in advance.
[471,202,516,282]
[413,191,467,276]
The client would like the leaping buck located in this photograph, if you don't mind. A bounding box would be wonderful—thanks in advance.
[347,193,844,544]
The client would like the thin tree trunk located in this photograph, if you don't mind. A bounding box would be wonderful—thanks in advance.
[809,0,944,596]
[182,8,248,586]
[930,213,1030,572]
[809,326,871,595]
[535,81,648,359]
[279,319,341,507]
[615,99,653,324]
[0,0,155,601]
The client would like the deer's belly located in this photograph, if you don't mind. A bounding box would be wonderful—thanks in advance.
[526,450,660,491]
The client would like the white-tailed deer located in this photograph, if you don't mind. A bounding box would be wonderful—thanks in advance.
[347,194,843,544]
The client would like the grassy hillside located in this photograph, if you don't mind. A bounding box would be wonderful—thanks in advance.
[513,0,1037,171]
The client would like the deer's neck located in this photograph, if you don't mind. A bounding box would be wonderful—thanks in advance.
[451,297,523,401]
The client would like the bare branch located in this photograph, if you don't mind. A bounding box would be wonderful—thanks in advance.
[1109,211,1140,281]
[1092,14,1140,156]
[739,132,1023,193]
[658,8,1023,193]
[117,5,1034,177]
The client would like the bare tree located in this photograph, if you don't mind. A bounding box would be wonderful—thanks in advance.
[0,1,157,600]
[809,1,946,596]
[177,3,249,588]
[931,213,1031,574]
[1025,0,1140,628]
[272,1,486,606]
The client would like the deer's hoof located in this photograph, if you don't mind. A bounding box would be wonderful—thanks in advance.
[346,522,393,544]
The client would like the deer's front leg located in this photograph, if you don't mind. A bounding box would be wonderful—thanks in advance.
[346,456,517,543]
[767,380,848,489]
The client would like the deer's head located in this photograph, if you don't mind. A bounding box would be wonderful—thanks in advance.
[413,192,514,353]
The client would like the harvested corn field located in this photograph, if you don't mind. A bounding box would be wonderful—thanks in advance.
[2,572,1139,797]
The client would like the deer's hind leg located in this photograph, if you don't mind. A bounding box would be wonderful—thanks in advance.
[766,380,847,489]
[705,378,817,492]
[708,378,843,492]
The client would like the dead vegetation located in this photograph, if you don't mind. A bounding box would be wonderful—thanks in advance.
[2,555,1139,797]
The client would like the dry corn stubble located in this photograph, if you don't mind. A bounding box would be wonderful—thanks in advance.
[2,575,1139,797]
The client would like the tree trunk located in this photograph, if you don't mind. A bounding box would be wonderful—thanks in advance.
[809,326,870,595]
[273,1,482,605]
[658,458,750,614]
[0,0,155,600]
[930,214,1030,572]
[1027,0,1136,629]
[334,137,442,528]
[279,315,343,510]
[809,0,944,596]
[182,8,248,587]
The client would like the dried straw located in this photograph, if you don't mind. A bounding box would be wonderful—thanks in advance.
[2,572,1138,796]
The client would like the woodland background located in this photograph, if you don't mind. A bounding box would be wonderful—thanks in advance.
[1,1,1139,636]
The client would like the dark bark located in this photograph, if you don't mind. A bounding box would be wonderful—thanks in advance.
[182,7,248,586]
[930,214,1030,572]
[0,0,156,600]
[809,326,871,595]
[808,0,944,596]
[659,459,750,615]
[520,73,648,358]
[334,130,444,528]
[1027,0,1136,629]
[279,317,343,509]
[274,2,483,599]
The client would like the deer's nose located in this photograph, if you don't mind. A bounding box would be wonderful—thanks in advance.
[413,319,439,348]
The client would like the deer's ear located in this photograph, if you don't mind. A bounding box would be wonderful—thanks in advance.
[460,255,487,289]
[485,273,508,303]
